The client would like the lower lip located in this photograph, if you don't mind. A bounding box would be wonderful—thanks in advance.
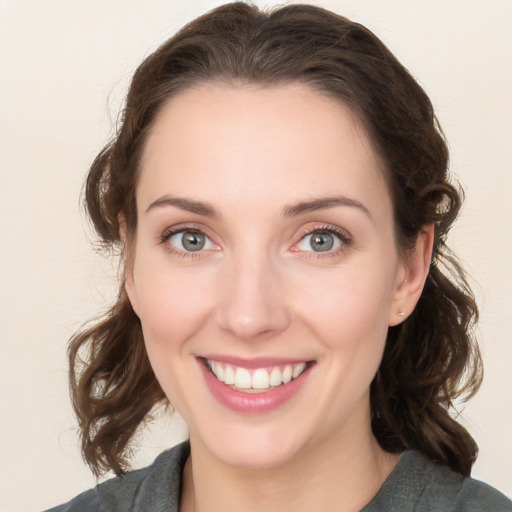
[199,360,312,414]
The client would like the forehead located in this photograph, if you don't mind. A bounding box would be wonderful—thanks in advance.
[138,83,391,220]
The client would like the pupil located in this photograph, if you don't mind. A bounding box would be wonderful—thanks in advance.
[182,232,205,251]
[311,233,333,252]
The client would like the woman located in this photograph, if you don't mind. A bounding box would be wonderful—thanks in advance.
[45,2,512,511]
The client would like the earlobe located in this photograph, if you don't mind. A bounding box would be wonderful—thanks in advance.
[389,224,434,326]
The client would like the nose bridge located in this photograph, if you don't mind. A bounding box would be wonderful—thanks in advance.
[215,240,290,340]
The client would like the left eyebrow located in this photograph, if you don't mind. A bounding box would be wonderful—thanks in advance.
[282,196,372,220]
[145,195,220,217]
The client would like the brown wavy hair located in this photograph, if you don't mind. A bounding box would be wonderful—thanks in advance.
[69,2,482,477]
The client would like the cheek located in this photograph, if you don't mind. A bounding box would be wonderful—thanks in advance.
[133,263,216,352]
[292,266,395,427]
[306,284,390,393]
[294,264,395,345]
[132,264,218,410]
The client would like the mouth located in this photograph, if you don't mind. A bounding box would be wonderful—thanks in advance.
[200,357,313,394]
[198,356,315,414]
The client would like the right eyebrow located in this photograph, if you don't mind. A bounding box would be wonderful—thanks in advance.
[145,195,220,217]
[282,195,372,220]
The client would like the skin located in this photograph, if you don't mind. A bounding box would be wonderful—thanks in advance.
[125,83,433,511]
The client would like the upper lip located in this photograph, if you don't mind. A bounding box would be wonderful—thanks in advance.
[199,355,314,369]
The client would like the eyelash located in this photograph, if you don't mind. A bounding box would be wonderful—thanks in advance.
[159,225,211,258]
[294,224,352,259]
[158,224,352,258]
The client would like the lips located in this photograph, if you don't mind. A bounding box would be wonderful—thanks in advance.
[199,356,314,413]
[206,359,308,392]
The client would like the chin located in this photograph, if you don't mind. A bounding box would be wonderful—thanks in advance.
[191,421,308,470]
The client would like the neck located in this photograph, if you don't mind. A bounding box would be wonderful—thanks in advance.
[180,410,399,512]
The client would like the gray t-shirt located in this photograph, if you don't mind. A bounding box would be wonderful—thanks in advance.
[44,442,512,511]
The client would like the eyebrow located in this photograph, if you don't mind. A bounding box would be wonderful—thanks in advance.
[145,195,219,217]
[145,194,371,220]
[282,196,372,219]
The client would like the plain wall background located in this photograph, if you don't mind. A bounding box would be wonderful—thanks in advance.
[1,1,511,510]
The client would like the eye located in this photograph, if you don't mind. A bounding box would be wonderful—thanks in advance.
[295,228,348,253]
[164,228,216,253]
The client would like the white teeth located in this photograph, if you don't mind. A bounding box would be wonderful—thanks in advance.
[282,365,293,384]
[224,365,235,385]
[208,360,308,391]
[252,369,270,389]
[213,362,224,381]
[269,367,282,387]
[234,368,252,389]
[292,362,306,379]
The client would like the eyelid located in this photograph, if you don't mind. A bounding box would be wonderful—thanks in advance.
[291,223,352,256]
[158,222,351,258]
[159,224,220,255]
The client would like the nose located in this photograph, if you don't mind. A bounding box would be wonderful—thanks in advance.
[215,250,291,341]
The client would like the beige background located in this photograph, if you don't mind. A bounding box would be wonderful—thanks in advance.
[1,1,511,510]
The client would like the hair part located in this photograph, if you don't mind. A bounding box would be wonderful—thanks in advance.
[70,1,482,477]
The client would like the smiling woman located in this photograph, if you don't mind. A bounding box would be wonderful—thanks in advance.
[126,84,411,477]
[42,2,511,512]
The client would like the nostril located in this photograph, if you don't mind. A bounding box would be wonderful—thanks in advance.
[215,305,291,341]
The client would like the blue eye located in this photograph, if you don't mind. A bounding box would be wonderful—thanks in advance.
[167,230,214,252]
[297,231,343,253]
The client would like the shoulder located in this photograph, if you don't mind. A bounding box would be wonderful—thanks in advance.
[453,476,512,511]
[364,450,512,512]
[42,441,190,512]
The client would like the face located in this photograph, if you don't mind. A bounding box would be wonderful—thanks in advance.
[126,83,417,469]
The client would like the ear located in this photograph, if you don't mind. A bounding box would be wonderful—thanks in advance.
[119,215,139,316]
[388,224,434,326]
